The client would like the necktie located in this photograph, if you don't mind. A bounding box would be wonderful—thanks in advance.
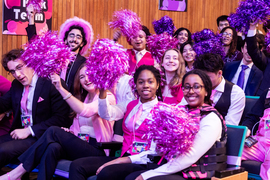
[237,65,249,89]
[210,89,217,106]
[127,104,143,131]
[21,86,29,114]
[65,61,73,81]
[136,52,143,62]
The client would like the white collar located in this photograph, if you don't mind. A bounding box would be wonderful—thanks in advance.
[214,77,225,93]
[138,96,158,110]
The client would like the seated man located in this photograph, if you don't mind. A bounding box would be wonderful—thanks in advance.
[180,53,245,125]
[241,88,270,179]
[0,49,71,168]
[223,39,263,96]
[246,24,270,96]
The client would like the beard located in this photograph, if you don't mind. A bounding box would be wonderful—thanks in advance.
[68,40,82,52]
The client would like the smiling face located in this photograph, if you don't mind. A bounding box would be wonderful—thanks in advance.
[183,74,207,108]
[131,30,147,51]
[66,29,84,53]
[177,30,189,44]
[136,69,159,103]
[79,66,95,92]
[182,44,196,63]
[222,28,233,46]
[162,49,180,73]
[7,59,34,86]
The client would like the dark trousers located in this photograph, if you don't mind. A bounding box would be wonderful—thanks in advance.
[0,134,37,168]
[18,126,106,180]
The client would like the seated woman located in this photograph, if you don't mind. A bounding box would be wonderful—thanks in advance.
[180,41,196,73]
[220,26,243,63]
[0,64,116,180]
[241,88,270,179]
[173,27,192,49]
[95,69,227,180]
[161,48,185,105]
[68,65,163,179]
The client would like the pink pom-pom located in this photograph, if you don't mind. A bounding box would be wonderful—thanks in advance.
[147,32,179,64]
[20,31,74,78]
[26,0,44,13]
[109,9,142,40]
[145,102,201,160]
[85,39,130,89]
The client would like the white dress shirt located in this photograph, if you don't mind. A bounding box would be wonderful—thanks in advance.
[132,49,160,69]
[21,73,38,136]
[98,74,135,121]
[124,97,158,129]
[129,112,222,180]
[231,59,253,91]
[179,77,245,125]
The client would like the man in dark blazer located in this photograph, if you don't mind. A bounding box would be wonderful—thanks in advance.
[245,24,270,96]
[0,49,71,168]
[223,40,263,96]
[26,10,93,95]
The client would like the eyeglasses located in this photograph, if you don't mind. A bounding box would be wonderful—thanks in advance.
[222,32,232,38]
[181,84,204,93]
[9,64,25,75]
[68,33,82,40]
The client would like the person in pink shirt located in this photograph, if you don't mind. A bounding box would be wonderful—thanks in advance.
[0,64,116,180]
[114,26,157,74]
[160,48,185,105]
[68,65,163,179]
[0,75,12,136]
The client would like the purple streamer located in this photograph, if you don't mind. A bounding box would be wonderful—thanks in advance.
[152,15,176,36]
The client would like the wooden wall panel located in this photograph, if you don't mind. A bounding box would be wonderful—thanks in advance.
[0,0,253,80]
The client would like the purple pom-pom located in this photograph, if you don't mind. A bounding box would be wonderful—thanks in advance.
[265,32,270,53]
[20,31,74,78]
[153,16,176,36]
[193,36,225,59]
[109,9,141,40]
[228,0,270,34]
[86,39,130,89]
[147,32,179,64]
[26,0,44,13]
[144,103,201,160]
[192,29,216,43]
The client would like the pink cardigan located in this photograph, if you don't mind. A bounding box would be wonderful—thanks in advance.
[70,92,116,154]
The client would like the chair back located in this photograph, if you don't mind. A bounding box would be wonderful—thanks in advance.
[240,96,259,124]
[226,125,247,167]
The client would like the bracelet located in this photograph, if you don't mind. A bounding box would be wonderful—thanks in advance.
[63,93,72,100]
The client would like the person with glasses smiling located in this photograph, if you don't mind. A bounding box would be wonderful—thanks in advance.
[180,53,245,125]
[0,49,71,176]
[220,26,243,63]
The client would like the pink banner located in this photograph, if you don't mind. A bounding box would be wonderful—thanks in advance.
[2,0,52,35]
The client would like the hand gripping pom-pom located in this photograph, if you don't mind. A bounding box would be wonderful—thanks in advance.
[228,0,270,34]
[85,39,130,89]
[20,31,74,78]
[26,0,44,13]
[144,102,201,160]
[109,9,141,40]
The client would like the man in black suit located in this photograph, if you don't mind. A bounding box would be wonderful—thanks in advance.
[223,40,263,96]
[0,49,71,168]
[26,10,93,95]
[245,24,270,96]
